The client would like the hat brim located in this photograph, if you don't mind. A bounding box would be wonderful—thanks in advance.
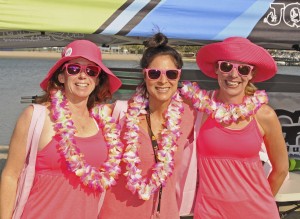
[40,56,122,94]
[196,40,277,82]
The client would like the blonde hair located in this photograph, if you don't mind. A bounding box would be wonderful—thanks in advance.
[245,82,258,96]
[245,69,258,96]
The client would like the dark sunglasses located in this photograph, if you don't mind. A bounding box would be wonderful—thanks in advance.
[217,61,254,76]
[144,68,181,80]
[62,63,101,77]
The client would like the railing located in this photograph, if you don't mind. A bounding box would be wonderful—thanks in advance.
[20,67,300,103]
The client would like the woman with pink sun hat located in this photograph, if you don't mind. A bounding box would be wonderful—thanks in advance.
[181,37,289,219]
[1,40,123,218]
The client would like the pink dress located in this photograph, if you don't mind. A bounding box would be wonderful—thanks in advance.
[21,130,107,219]
[194,116,280,219]
[99,103,195,219]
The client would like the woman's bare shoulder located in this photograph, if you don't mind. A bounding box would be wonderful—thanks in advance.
[18,105,34,123]
[256,104,278,122]
[102,103,113,116]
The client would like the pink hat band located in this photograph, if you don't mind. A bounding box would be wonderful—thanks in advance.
[196,37,277,82]
[40,40,122,93]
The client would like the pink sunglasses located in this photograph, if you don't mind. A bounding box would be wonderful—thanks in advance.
[144,68,181,80]
[62,63,101,77]
[217,61,254,76]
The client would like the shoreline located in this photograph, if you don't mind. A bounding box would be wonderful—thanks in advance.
[0,51,142,61]
[0,51,196,62]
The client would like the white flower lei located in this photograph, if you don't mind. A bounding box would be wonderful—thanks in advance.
[51,90,124,191]
[122,86,184,200]
[180,81,268,124]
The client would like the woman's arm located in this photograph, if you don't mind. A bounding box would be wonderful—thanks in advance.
[0,106,33,219]
[256,104,289,196]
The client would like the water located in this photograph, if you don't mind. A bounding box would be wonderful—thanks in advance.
[2,57,299,146]
[0,57,198,145]
[0,58,53,145]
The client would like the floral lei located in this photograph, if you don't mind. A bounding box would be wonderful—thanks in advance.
[51,90,123,191]
[122,86,184,200]
[180,81,268,124]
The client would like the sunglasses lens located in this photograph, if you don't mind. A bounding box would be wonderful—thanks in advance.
[147,69,161,79]
[66,64,81,75]
[238,65,251,76]
[166,70,179,79]
[219,62,233,73]
[86,66,100,77]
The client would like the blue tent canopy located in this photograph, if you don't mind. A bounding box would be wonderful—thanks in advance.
[0,0,299,49]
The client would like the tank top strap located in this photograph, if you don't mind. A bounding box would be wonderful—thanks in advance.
[93,118,99,130]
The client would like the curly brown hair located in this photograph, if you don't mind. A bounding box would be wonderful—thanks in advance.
[36,67,112,109]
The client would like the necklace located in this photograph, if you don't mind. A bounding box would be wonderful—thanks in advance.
[51,90,124,191]
[145,108,163,213]
[180,81,268,124]
[122,86,183,200]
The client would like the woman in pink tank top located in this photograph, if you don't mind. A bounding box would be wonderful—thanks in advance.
[181,37,289,219]
[0,40,123,218]
[99,33,195,219]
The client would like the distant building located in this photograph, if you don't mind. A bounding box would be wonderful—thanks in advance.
[100,46,110,53]
[99,46,121,54]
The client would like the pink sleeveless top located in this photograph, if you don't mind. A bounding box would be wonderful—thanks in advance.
[21,130,107,219]
[99,103,195,219]
[194,116,279,219]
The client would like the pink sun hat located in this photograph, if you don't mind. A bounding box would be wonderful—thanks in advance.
[40,40,122,93]
[196,37,277,82]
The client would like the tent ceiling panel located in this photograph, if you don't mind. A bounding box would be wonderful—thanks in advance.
[0,0,299,50]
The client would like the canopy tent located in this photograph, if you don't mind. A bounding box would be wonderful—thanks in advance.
[1,0,299,92]
[0,0,299,50]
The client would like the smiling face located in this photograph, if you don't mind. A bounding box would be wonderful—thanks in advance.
[144,55,180,106]
[216,60,254,103]
[58,57,99,102]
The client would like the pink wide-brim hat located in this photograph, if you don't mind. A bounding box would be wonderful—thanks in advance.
[40,40,122,93]
[196,37,277,82]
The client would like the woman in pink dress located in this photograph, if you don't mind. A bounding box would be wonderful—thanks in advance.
[0,40,123,218]
[181,37,289,218]
[99,33,196,219]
